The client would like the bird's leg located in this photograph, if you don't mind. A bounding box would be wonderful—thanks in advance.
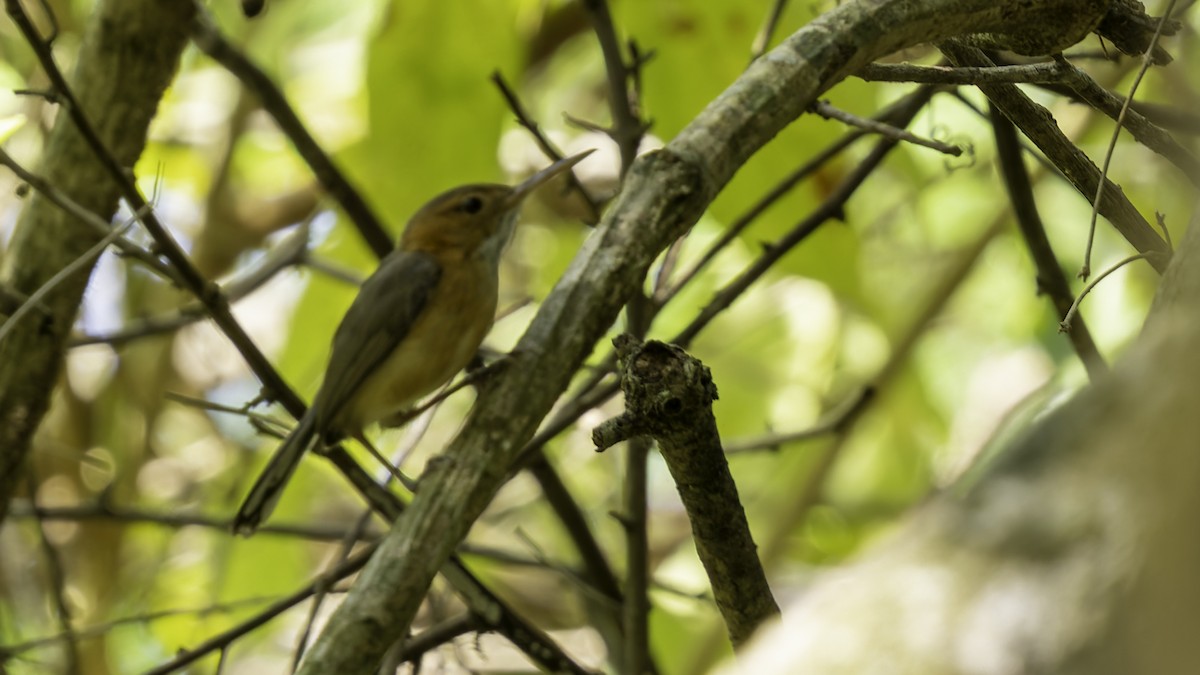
[464,349,515,391]
[351,430,417,491]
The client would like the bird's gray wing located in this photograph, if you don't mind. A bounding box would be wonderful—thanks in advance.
[312,249,441,428]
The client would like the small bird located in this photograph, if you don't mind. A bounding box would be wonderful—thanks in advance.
[234,151,592,534]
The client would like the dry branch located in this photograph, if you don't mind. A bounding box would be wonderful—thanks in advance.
[294,1,1149,672]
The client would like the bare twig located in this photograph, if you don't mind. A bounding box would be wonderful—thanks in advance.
[143,546,375,675]
[723,389,873,454]
[857,61,1071,85]
[660,85,939,304]
[1052,57,1200,183]
[579,4,658,668]
[188,1,393,259]
[0,595,279,658]
[1081,0,1178,279]
[70,217,317,348]
[24,473,80,675]
[490,71,601,224]
[594,337,779,647]
[164,391,291,440]
[393,615,485,666]
[1060,253,1158,332]
[812,99,963,155]
[991,105,1107,378]
[673,91,934,348]
[0,147,178,283]
[938,44,1169,272]
[581,0,646,174]
[750,0,790,61]
[8,502,377,541]
[0,214,137,345]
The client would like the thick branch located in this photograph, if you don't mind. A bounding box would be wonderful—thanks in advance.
[295,2,1129,672]
[595,337,779,647]
[0,0,194,524]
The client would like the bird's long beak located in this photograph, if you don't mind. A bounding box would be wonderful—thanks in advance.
[505,149,595,207]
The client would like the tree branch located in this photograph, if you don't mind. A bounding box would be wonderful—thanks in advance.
[294,1,1131,673]
[188,1,393,259]
[990,107,1107,378]
[939,44,1170,272]
[0,0,195,525]
[594,337,780,647]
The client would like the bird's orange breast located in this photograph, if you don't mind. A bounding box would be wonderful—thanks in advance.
[333,254,498,431]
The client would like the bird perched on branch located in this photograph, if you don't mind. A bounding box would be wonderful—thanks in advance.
[234,151,593,534]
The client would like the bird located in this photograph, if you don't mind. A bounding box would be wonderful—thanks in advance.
[233,150,593,534]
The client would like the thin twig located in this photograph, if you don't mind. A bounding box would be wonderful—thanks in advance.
[750,0,790,62]
[652,236,687,297]
[991,104,1107,378]
[164,391,291,439]
[188,1,393,259]
[938,45,1169,272]
[0,147,178,283]
[723,389,873,454]
[1081,0,1178,279]
[292,514,375,671]
[1060,253,1156,332]
[621,437,652,674]
[1052,55,1200,185]
[70,218,317,348]
[0,595,280,657]
[660,86,939,304]
[1156,212,1173,251]
[673,90,934,348]
[394,615,485,665]
[0,215,137,345]
[580,3,656,667]
[143,546,375,675]
[812,99,963,156]
[491,71,601,224]
[857,61,1071,85]
[7,502,378,541]
[582,0,646,175]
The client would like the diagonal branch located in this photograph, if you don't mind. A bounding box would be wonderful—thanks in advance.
[990,107,1107,378]
[188,1,393,259]
[939,44,1170,272]
[0,0,195,525]
[294,1,1133,673]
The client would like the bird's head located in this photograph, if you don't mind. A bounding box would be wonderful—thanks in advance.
[399,150,593,269]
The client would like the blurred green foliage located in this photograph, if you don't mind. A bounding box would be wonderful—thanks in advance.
[0,0,1193,673]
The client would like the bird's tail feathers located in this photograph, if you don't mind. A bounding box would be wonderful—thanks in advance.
[233,413,318,536]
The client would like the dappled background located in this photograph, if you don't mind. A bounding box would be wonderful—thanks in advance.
[0,0,1196,673]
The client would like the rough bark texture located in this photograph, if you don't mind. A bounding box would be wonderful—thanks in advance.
[0,0,195,524]
[721,204,1200,675]
[595,337,779,647]
[295,1,1130,672]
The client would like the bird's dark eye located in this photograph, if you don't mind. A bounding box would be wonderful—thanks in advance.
[459,196,484,214]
